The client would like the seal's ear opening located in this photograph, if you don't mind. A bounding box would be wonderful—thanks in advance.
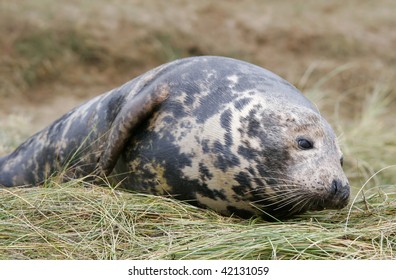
[97,85,169,176]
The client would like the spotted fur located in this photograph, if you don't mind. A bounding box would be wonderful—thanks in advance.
[0,56,350,220]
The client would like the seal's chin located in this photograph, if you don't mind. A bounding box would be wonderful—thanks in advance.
[306,196,349,212]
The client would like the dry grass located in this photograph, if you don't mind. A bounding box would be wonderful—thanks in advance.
[0,179,394,260]
[0,0,395,259]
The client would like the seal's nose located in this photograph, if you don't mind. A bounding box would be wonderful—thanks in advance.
[330,179,350,207]
[331,179,344,195]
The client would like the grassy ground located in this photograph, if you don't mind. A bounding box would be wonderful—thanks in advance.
[1,182,395,260]
[0,0,395,259]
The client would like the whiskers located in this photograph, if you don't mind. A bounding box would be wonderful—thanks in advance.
[243,175,321,218]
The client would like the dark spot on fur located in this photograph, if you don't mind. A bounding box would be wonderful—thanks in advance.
[224,132,233,146]
[247,166,256,176]
[201,139,210,153]
[162,115,174,124]
[233,171,252,195]
[220,109,232,130]
[220,107,233,148]
[234,97,252,110]
[199,162,213,180]
[237,144,258,160]
[253,177,265,187]
[165,100,187,119]
[212,140,240,172]
[247,117,261,138]
[213,189,227,200]
[182,84,201,106]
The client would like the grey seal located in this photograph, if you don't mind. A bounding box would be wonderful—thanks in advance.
[0,56,350,220]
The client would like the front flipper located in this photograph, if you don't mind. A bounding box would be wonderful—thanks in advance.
[97,84,169,176]
[0,83,168,187]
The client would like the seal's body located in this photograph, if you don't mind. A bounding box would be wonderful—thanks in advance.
[0,56,350,219]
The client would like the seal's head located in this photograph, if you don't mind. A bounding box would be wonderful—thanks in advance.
[240,99,350,219]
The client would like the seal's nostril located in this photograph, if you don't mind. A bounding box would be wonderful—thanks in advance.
[331,179,340,195]
[342,185,351,200]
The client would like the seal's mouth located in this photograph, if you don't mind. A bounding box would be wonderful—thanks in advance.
[253,180,351,220]
[306,181,350,212]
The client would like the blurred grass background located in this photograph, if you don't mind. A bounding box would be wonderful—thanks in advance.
[0,0,395,259]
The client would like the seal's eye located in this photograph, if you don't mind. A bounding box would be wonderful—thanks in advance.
[340,157,344,167]
[297,138,313,150]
